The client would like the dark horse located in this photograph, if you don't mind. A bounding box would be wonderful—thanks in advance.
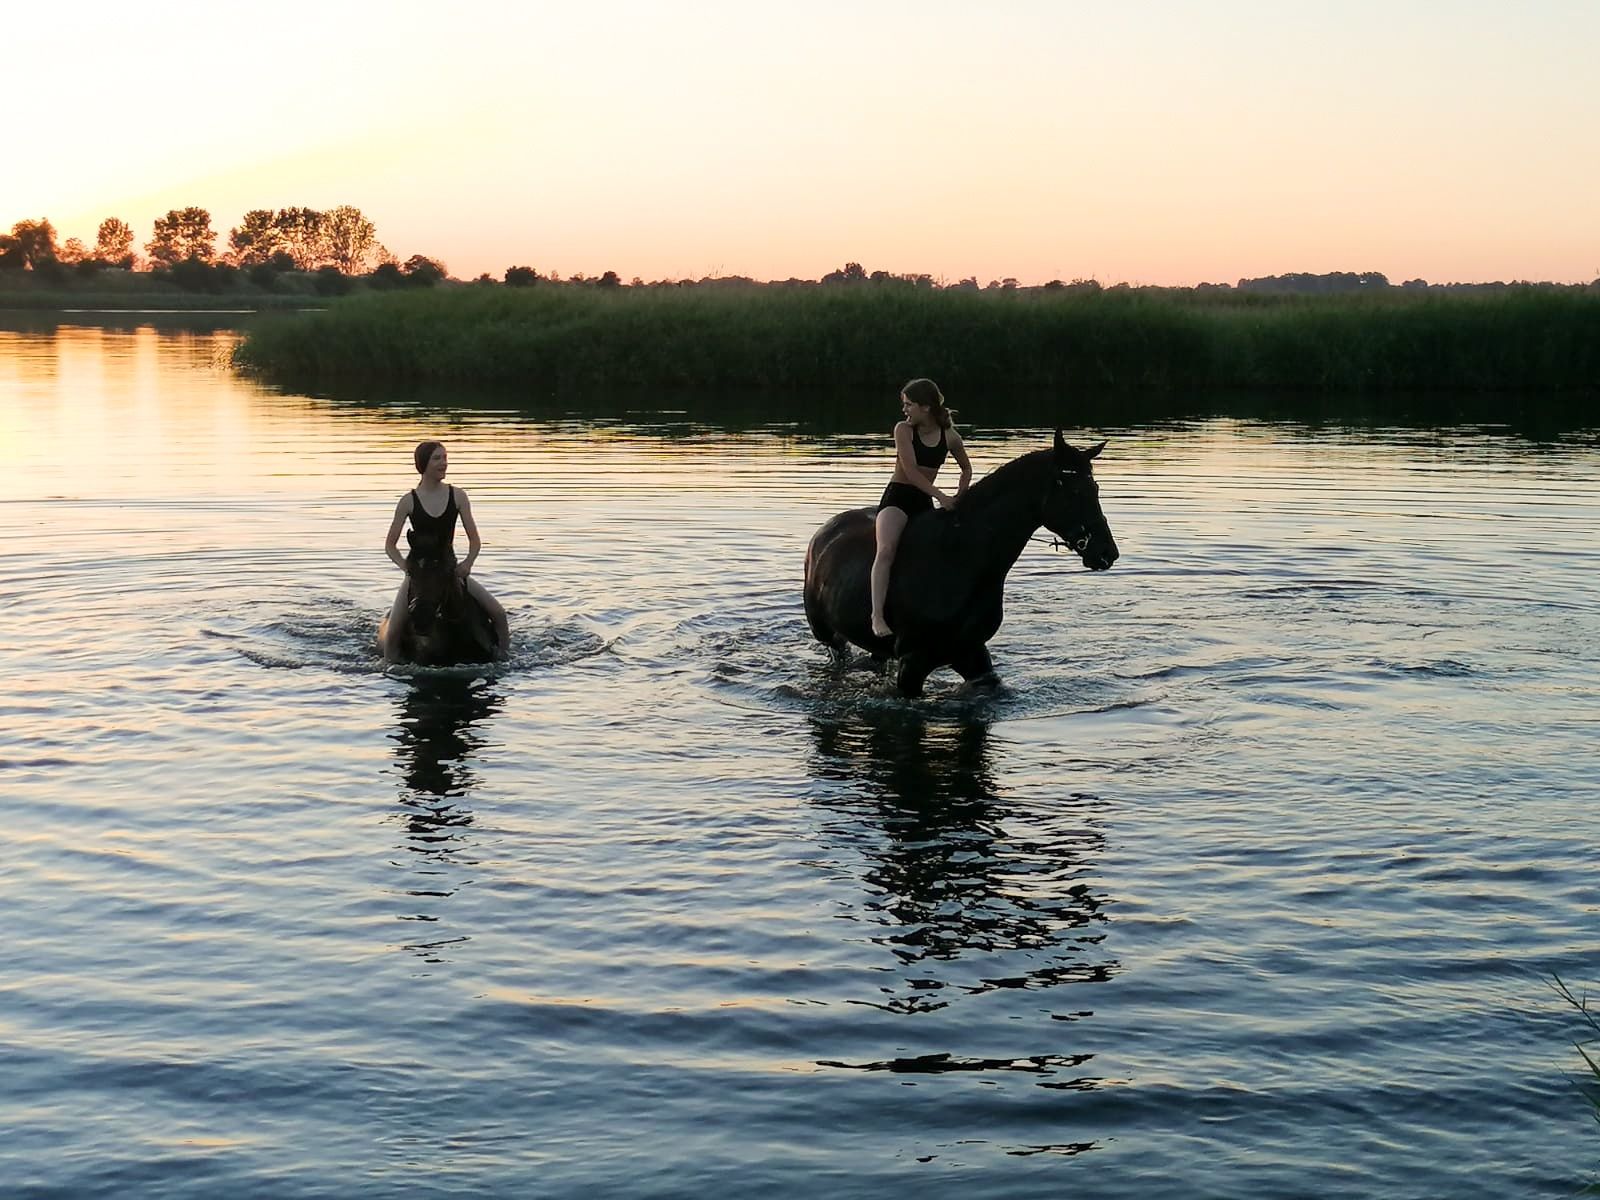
[804,431,1117,696]
[378,532,502,666]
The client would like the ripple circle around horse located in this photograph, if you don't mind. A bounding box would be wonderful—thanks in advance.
[804,430,1118,696]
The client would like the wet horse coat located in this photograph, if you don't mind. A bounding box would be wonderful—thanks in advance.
[378,534,501,666]
[804,433,1117,696]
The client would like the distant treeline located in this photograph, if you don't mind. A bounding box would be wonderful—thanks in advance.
[233,282,1600,397]
[7,212,1594,300]
[0,209,446,297]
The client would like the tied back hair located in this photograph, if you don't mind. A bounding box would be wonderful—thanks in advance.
[903,377,955,430]
[413,439,444,475]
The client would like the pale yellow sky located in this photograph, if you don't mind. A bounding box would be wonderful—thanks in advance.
[6,0,1597,284]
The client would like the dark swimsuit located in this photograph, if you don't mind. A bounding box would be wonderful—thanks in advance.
[878,427,949,516]
[408,485,458,554]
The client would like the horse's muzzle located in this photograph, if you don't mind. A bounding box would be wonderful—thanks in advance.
[1082,539,1119,572]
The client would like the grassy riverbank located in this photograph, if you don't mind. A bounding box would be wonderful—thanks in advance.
[233,284,1600,397]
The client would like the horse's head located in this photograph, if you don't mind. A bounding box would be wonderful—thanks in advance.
[1043,430,1119,571]
[404,534,465,638]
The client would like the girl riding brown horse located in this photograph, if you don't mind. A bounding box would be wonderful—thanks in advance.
[381,440,510,662]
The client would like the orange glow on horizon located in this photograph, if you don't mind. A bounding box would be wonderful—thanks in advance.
[8,1,1598,287]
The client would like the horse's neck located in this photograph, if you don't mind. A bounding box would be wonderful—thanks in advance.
[966,458,1047,580]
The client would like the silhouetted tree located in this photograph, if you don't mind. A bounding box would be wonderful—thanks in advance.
[147,208,216,266]
[596,270,621,288]
[322,205,377,273]
[368,261,405,289]
[402,255,446,286]
[273,207,326,270]
[822,261,868,285]
[0,234,21,270]
[94,218,136,268]
[8,219,59,269]
[504,265,538,286]
[248,262,280,290]
[58,238,88,265]
[228,209,281,266]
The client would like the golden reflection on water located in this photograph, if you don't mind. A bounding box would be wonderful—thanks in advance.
[5,316,1600,1197]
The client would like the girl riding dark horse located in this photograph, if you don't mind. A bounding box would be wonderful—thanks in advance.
[380,440,509,666]
[380,532,503,666]
[804,431,1117,696]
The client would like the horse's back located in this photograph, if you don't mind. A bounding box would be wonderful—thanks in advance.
[804,507,879,649]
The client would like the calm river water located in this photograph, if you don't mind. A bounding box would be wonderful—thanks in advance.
[3,314,1598,1198]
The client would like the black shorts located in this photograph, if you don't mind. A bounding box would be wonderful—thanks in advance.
[878,481,932,518]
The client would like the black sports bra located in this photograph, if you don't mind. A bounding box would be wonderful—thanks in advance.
[409,485,458,549]
[912,427,949,469]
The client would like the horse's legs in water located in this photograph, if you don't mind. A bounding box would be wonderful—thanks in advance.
[951,644,1000,688]
[382,576,410,661]
[895,649,937,697]
[464,576,510,659]
[870,506,909,638]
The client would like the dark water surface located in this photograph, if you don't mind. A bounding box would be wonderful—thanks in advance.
[3,316,1598,1198]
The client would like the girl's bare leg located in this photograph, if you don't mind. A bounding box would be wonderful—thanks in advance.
[870,507,908,638]
[383,577,410,661]
[465,576,511,659]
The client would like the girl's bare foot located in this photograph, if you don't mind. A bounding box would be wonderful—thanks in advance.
[870,614,892,638]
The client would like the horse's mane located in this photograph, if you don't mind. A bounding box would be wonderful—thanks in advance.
[957,448,1053,515]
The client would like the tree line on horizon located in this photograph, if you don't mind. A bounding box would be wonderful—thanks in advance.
[3,212,1593,298]
[0,208,449,294]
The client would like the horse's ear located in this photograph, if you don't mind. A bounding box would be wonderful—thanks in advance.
[1053,427,1068,458]
[1085,440,1106,460]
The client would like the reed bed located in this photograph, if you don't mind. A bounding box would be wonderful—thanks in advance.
[233,284,1600,397]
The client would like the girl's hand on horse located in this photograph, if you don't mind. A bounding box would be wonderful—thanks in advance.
[937,489,958,509]
[454,562,472,581]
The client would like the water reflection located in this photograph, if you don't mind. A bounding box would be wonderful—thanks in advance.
[806,711,1115,1019]
[387,677,502,963]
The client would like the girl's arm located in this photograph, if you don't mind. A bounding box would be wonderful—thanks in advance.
[384,494,411,570]
[456,489,482,577]
[949,429,973,502]
[894,424,954,506]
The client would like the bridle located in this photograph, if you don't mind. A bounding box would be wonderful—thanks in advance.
[1038,465,1096,554]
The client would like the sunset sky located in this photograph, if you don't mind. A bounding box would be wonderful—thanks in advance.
[8,0,1597,285]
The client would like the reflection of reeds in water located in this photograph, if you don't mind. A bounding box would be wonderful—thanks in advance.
[807,712,1113,1016]
[235,284,1600,399]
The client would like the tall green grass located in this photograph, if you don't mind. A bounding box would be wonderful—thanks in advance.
[233,284,1600,397]
[1553,976,1600,1193]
